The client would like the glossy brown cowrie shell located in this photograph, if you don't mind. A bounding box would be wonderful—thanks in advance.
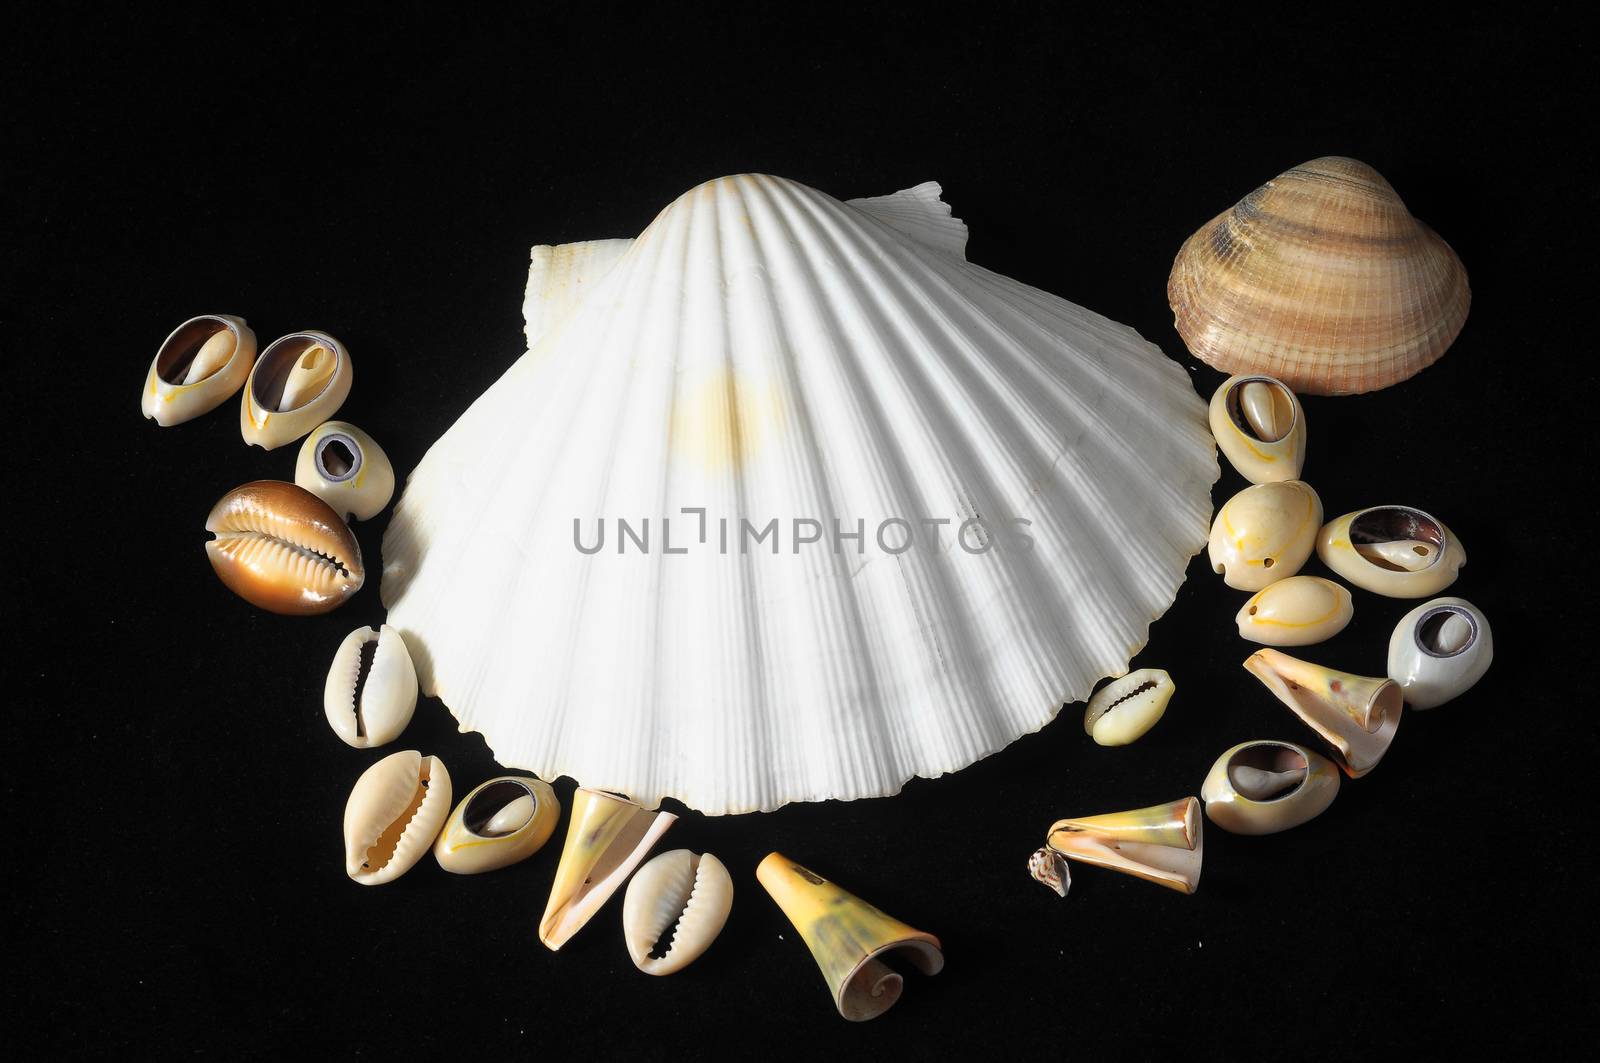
[204,480,364,614]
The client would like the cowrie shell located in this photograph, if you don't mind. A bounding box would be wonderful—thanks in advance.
[324,624,417,748]
[343,750,451,885]
[622,849,733,975]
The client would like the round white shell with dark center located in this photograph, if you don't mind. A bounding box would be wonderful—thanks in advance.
[1387,596,1492,709]
[380,174,1218,813]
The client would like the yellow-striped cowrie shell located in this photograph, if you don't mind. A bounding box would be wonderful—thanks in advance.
[1317,505,1466,598]
[142,314,258,426]
[241,331,353,449]
[1243,649,1402,778]
[295,421,395,522]
[343,750,452,885]
[1201,740,1340,835]
[1208,480,1323,591]
[622,850,733,975]
[1082,668,1174,746]
[1236,576,1354,646]
[1387,597,1493,709]
[434,775,560,874]
[204,480,364,615]
[1208,375,1306,484]
[324,624,417,747]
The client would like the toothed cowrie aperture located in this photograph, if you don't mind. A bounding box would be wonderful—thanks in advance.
[343,750,452,885]
[622,850,733,975]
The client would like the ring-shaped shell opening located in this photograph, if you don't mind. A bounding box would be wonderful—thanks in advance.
[1226,376,1297,443]
[462,779,537,837]
[251,334,339,412]
[155,316,236,384]
[1225,742,1309,801]
[315,431,362,482]
[1349,506,1446,571]
[1415,604,1478,658]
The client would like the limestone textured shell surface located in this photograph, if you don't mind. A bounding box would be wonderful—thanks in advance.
[381,174,1218,814]
[1168,157,1470,395]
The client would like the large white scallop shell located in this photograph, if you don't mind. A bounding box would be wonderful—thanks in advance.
[380,175,1218,813]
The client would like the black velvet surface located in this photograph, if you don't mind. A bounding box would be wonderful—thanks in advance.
[9,7,1594,1057]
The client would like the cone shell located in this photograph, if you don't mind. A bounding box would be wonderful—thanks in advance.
[1236,576,1354,646]
[241,331,352,449]
[295,421,395,522]
[342,750,451,885]
[142,314,257,426]
[1036,797,1203,895]
[538,788,675,950]
[756,853,943,1022]
[1243,649,1402,777]
[434,775,559,874]
[1208,480,1323,591]
[622,850,733,975]
[1168,156,1470,395]
[1317,505,1465,598]
[1208,375,1306,483]
[204,480,363,615]
[380,175,1218,814]
[1201,740,1339,835]
[1387,597,1492,709]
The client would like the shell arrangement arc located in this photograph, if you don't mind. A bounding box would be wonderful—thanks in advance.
[381,174,1217,814]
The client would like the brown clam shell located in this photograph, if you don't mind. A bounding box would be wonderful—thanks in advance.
[205,480,364,614]
[1167,157,1470,395]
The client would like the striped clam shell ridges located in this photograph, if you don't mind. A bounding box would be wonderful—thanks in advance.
[1167,156,1470,396]
[381,174,1217,814]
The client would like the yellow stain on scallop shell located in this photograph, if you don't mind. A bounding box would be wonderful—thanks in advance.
[669,366,787,472]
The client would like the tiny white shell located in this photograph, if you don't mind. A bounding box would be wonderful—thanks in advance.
[1387,597,1493,709]
[324,625,418,748]
[296,421,396,522]
[622,850,733,975]
[343,750,451,885]
[1208,480,1323,591]
[1235,576,1354,646]
[1082,668,1174,746]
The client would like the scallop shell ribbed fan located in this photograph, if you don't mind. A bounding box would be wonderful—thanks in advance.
[381,175,1217,814]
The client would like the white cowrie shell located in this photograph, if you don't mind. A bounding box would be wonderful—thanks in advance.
[324,625,418,748]
[296,421,396,522]
[343,750,451,885]
[1082,668,1174,746]
[1201,740,1340,835]
[142,314,258,426]
[622,850,733,975]
[433,776,560,875]
[1208,480,1323,591]
[241,331,353,449]
[1316,505,1466,598]
[1387,597,1493,709]
[1207,375,1306,483]
[1236,576,1354,646]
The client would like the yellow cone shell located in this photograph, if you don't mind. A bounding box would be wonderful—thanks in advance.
[756,853,943,1022]
[1168,157,1470,395]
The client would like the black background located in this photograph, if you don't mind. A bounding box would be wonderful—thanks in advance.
[9,6,1596,1058]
